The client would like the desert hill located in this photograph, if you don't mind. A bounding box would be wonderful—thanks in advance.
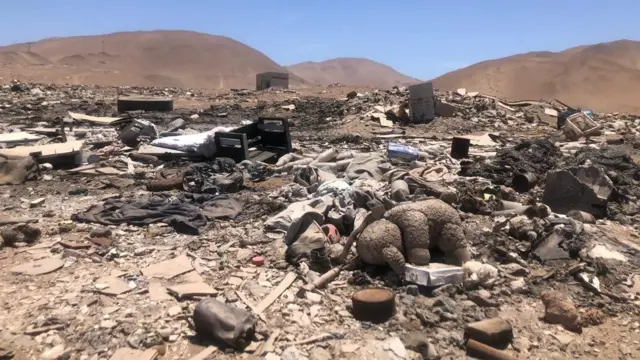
[287,58,420,88]
[0,30,304,89]
[432,39,640,113]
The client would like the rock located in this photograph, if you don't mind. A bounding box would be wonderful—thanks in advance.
[540,291,582,332]
[167,305,182,317]
[265,354,281,360]
[30,88,44,96]
[236,248,253,262]
[403,332,437,359]
[499,263,529,276]
[468,290,498,307]
[432,283,457,297]
[68,188,88,196]
[509,278,526,291]
[281,346,308,360]
[512,337,531,352]
[346,91,358,100]
[383,337,407,359]
[587,244,627,262]
[465,318,513,347]
[305,291,322,304]
[406,285,419,296]
[30,198,46,208]
[309,347,331,360]
[40,344,65,359]
[90,228,112,238]
[100,320,117,329]
[11,83,28,92]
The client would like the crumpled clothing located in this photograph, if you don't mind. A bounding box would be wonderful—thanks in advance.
[316,179,351,197]
[344,155,389,181]
[285,217,327,266]
[72,192,243,235]
[0,156,38,185]
[294,166,336,193]
[265,195,333,233]
[324,195,357,235]
[183,158,244,194]
[239,160,275,182]
[385,168,456,198]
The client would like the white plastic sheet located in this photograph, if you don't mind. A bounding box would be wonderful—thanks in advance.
[150,126,233,157]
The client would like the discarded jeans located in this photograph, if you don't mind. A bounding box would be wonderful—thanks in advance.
[72,193,243,235]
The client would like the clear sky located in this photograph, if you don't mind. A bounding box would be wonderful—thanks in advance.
[1,1,638,80]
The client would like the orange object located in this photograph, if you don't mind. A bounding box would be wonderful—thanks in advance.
[252,256,265,266]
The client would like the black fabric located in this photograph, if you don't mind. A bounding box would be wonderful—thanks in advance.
[183,159,244,194]
[72,192,243,235]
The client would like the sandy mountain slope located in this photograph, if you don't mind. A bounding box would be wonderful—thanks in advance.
[287,58,420,88]
[0,30,305,89]
[432,40,640,113]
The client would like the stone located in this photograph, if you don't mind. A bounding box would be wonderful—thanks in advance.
[90,228,112,238]
[465,318,513,347]
[499,263,529,276]
[403,332,437,359]
[281,346,308,360]
[167,305,182,317]
[236,248,253,262]
[157,328,172,341]
[40,344,66,360]
[30,198,46,208]
[588,244,627,262]
[265,354,281,360]
[100,320,117,329]
[341,343,360,353]
[540,291,582,332]
[509,278,526,291]
[468,290,498,307]
[305,291,322,304]
[383,337,407,359]
[309,347,331,360]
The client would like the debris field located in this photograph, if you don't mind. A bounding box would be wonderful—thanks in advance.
[1,82,640,360]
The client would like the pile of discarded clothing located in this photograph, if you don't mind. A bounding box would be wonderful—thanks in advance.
[73,192,242,235]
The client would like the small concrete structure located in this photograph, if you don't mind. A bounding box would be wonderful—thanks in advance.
[256,72,289,90]
[408,82,435,123]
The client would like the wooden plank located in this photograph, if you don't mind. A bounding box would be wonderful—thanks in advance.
[68,111,128,125]
[255,272,297,314]
[137,144,189,156]
[0,132,43,143]
[0,140,84,159]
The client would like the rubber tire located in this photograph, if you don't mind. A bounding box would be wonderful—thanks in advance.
[351,288,396,324]
[117,97,174,113]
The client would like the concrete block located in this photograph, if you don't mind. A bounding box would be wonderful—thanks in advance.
[465,318,513,348]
